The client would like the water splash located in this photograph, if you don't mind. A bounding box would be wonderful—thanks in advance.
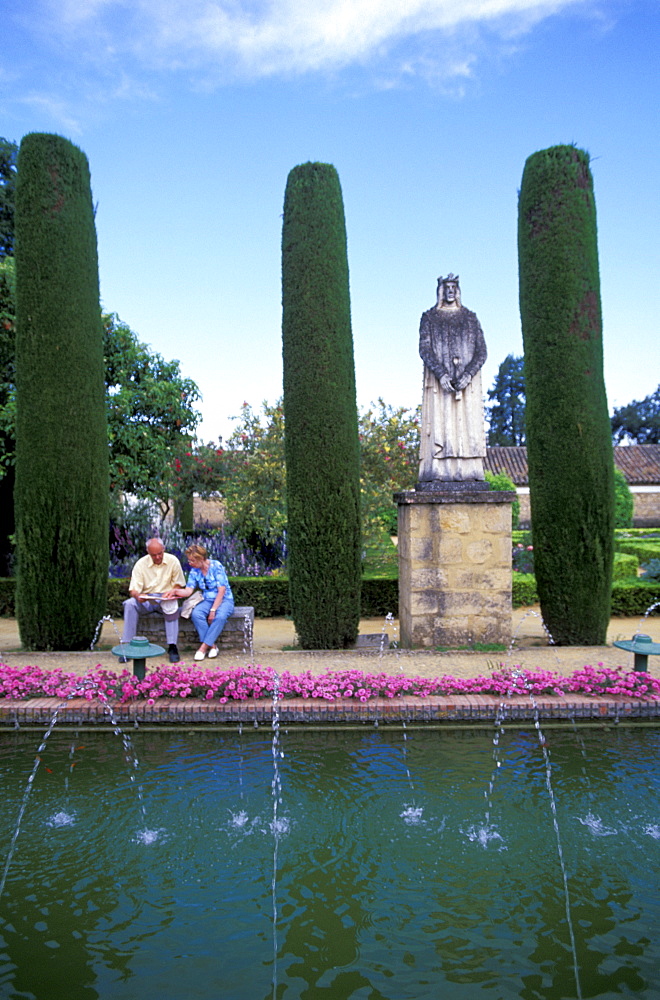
[90,614,121,651]
[0,696,71,900]
[577,813,617,837]
[243,613,254,662]
[643,824,660,840]
[46,810,76,828]
[484,705,507,829]
[230,810,250,829]
[270,671,283,1000]
[519,672,582,999]
[270,816,290,837]
[506,609,557,662]
[635,600,660,636]
[464,823,505,849]
[134,828,166,845]
[400,806,424,825]
[95,689,148,823]
[379,612,394,658]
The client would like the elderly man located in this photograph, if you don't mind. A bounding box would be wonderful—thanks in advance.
[121,538,185,663]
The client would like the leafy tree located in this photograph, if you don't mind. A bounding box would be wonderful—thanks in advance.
[518,144,614,645]
[282,162,361,649]
[222,401,287,555]
[15,133,108,649]
[171,441,227,502]
[0,302,200,511]
[103,312,201,513]
[487,354,526,445]
[0,138,17,259]
[611,385,660,444]
[196,399,419,560]
[359,399,419,535]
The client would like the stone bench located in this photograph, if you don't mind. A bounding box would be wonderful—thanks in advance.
[136,606,255,652]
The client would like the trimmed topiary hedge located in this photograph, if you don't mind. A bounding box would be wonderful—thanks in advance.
[3,572,657,624]
[615,540,660,564]
[518,145,614,644]
[512,572,538,608]
[281,162,361,649]
[613,553,639,580]
[610,580,660,617]
[0,574,400,622]
[15,133,108,650]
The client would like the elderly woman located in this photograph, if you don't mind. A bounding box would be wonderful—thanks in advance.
[176,543,235,661]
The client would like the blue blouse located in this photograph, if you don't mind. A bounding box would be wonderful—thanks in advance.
[186,560,233,602]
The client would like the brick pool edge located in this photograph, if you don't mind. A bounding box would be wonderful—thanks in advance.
[2,695,660,727]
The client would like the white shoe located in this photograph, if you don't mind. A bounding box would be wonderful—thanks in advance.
[208,646,219,659]
[194,649,207,661]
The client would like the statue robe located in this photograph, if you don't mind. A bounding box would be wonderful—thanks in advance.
[418,305,487,482]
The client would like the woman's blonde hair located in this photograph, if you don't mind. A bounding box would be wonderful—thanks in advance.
[185,543,208,561]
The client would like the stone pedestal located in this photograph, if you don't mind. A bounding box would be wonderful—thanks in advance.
[394,486,515,649]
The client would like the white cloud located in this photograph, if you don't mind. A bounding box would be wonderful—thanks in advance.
[17,92,84,134]
[42,0,593,80]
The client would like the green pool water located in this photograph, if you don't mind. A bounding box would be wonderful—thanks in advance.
[1,725,659,999]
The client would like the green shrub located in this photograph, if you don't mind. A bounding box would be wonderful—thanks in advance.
[615,540,660,563]
[518,145,614,644]
[484,471,520,529]
[512,572,538,607]
[15,133,108,650]
[613,466,634,528]
[612,552,638,580]
[229,577,291,618]
[610,579,660,617]
[106,577,129,618]
[282,162,361,649]
[0,577,15,617]
[360,575,399,618]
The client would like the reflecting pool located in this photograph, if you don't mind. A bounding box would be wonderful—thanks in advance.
[1,725,660,999]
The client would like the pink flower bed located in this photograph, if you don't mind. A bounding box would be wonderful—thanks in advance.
[0,662,659,704]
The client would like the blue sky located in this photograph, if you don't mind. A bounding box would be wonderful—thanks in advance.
[2,0,658,442]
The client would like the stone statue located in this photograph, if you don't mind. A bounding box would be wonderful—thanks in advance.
[418,273,487,484]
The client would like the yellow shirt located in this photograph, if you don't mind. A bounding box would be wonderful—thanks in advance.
[129,552,185,596]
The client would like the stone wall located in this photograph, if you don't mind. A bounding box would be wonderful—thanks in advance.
[192,497,226,527]
[396,489,514,648]
[516,486,660,530]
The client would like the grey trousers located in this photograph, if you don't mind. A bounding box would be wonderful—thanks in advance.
[122,598,179,645]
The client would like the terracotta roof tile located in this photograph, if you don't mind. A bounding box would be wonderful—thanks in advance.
[485,445,660,486]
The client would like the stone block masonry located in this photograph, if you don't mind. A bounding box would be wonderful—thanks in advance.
[395,488,516,649]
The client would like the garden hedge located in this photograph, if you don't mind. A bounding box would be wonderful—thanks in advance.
[615,540,660,564]
[3,570,658,625]
[610,580,660,617]
[1,574,401,623]
[613,553,639,580]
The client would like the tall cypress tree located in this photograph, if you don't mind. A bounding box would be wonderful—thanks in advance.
[15,133,108,649]
[282,162,361,649]
[518,145,614,644]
